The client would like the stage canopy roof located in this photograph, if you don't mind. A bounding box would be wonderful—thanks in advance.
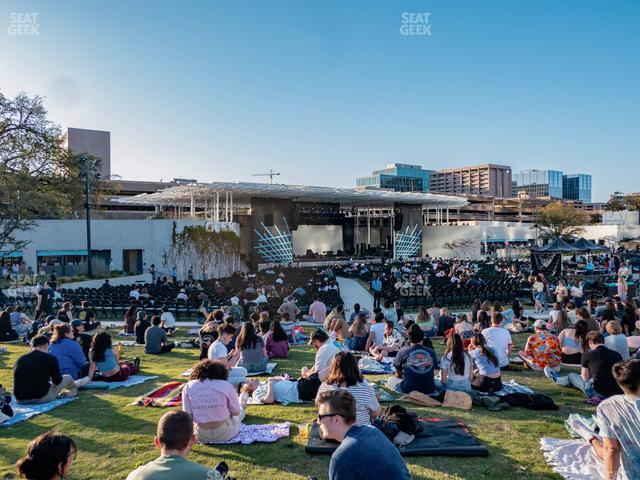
[571,237,609,252]
[116,181,469,208]
[534,237,580,253]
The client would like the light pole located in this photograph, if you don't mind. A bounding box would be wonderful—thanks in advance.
[79,155,101,278]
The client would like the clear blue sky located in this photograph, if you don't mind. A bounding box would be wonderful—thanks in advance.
[1,0,638,201]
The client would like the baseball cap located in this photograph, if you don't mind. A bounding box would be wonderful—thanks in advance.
[71,319,82,329]
[533,319,547,329]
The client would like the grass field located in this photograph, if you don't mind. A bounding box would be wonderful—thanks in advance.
[0,330,596,480]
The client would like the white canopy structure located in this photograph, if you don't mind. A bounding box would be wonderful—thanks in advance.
[117,181,468,209]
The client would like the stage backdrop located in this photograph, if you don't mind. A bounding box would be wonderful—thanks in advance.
[292,225,344,256]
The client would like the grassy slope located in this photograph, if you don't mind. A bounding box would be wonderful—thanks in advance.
[0,332,596,480]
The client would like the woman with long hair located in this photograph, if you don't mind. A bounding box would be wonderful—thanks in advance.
[123,305,137,334]
[557,319,588,364]
[89,332,139,382]
[605,321,630,360]
[468,333,502,392]
[551,310,569,333]
[265,320,289,358]
[416,306,436,337]
[0,310,19,341]
[471,299,482,323]
[16,432,77,480]
[57,302,73,323]
[182,359,245,443]
[440,333,472,391]
[621,300,639,336]
[346,312,369,351]
[235,322,268,373]
[315,352,381,425]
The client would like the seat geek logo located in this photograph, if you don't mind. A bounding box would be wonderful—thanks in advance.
[400,12,432,36]
[8,13,40,36]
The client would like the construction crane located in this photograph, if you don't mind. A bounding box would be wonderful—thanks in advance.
[252,169,281,184]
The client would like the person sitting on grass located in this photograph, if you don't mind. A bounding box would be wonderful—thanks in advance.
[160,306,176,336]
[207,323,246,387]
[316,390,411,480]
[415,306,436,337]
[264,320,289,359]
[604,320,630,360]
[16,432,77,480]
[134,311,151,345]
[13,335,84,404]
[181,360,246,443]
[544,331,623,399]
[557,319,589,364]
[90,332,140,382]
[144,316,175,355]
[257,318,271,338]
[316,352,381,426]
[301,329,341,380]
[198,321,218,360]
[369,320,403,360]
[345,312,369,352]
[47,324,94,381]
[468,333,503,393]
[568,359,640,480]
[235,322,268,373]
[126,410,225,480]
[364,312,386,351]
[439,333,472,392]
[386,323,437,394]
[518,319,562,371]
[78,300,100,332]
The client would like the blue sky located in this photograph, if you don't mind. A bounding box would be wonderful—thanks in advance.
[1,0,638,201]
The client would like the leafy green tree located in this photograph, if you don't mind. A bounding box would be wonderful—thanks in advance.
[0,91,111,252]
[535,201,589,240]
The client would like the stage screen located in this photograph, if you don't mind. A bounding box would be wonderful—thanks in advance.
[292,225,344,256]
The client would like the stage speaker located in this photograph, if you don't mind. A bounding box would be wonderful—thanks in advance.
[394,210,404,231]
[342,218,355,254]
[289,206,300,231]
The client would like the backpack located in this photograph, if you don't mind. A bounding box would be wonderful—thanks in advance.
[375,405,423,446]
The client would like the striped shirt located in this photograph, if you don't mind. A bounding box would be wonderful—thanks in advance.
[316,382,380,426]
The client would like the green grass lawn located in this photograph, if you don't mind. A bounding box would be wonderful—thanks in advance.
[0,331,596,480]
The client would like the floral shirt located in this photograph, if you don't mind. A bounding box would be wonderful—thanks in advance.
[524,331,561,369]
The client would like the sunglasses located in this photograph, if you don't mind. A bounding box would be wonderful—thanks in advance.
[317,413,342,422]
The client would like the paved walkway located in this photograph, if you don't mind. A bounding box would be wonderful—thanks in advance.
[336,276,374,314]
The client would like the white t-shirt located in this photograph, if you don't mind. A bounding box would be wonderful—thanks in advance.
[313,341,341,373]
[160,311,176,328]
[481,326,512,368]
[177,292,188,301]
[440,352,472,383]
[370,322,386,346]
[208,339,228,360]
[129,290,140,300]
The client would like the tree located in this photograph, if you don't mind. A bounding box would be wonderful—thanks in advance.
[535,201,589,240]
[603,198,625,211]
[0,91,110,252]
[623,194,640,211]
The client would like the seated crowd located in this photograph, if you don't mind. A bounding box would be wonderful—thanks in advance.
[4,260,640,479]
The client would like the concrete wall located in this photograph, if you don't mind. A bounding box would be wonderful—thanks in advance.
[423,222,640,259]
[12,219,205,275]
[602,211,640,226]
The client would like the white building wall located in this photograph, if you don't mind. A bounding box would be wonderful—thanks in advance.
[13,219,206,273]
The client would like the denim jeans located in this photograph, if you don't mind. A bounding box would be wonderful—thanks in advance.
[557,373,595,397]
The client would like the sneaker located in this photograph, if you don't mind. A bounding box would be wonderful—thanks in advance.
[133,357,141,370]
[544,366,558,383]
[74,376,91,389]
[568,418,598,442]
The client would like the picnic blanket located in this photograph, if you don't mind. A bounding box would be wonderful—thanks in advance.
[131,382,184,407]
[202,422,290,445]
[307,418,488,456]
[83,375,158,390]
[181,363,277,378]
[0,397,77,428]
[358,357,395,374]
[188,328,201,335]
[540,437,621,480]
[492,379,534,397]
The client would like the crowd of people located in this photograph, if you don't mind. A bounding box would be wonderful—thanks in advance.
[3,259,640,479]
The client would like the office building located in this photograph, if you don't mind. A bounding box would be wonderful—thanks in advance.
[356,163,431,192]
[428,164,512,198]
[514,170,563,199]
[563,174,592,203]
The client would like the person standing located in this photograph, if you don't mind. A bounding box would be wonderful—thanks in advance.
[371,274,382,310]
[316,390,411,480]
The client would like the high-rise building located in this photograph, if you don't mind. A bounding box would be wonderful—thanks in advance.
[356,163,431,192]
[563,174,592,203]
[428,164,512,198]
[514,169,563,198]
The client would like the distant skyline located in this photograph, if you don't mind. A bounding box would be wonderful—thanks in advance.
[1,0,638,202]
